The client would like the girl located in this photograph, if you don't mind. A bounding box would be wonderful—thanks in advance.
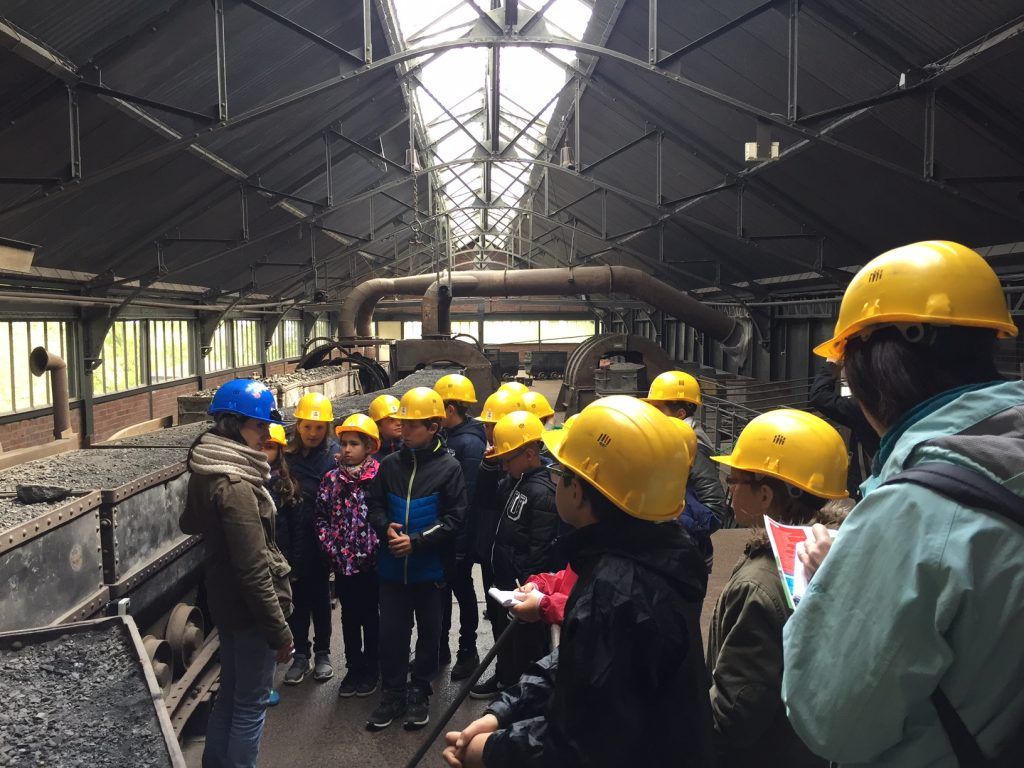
[282,392,339,685]
[706,408,848,768]
[178,379,293,767]
[316,413,382,698]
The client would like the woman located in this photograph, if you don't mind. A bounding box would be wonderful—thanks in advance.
[707,408,848,768]
[282,392,340,685]
[316,413,381,699]
[179,379,293,768]
[783,241,1024,766]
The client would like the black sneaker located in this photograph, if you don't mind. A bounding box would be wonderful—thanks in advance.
[337,670,359,698]
[404,687,430,731]
[450,650,480,681]
[366,693,406,731]
[438,645,452,667]
[469,675,506,700]
[356,670,379,698]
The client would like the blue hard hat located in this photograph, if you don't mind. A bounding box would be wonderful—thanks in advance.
[208,379,284,424]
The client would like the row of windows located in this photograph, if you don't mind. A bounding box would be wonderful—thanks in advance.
[0,316,317,414]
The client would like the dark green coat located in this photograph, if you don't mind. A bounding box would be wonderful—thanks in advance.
[707,535,825,768]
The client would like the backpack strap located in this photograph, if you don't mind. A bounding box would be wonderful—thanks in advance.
[882,461,1024,767]
[881,462,1024,528]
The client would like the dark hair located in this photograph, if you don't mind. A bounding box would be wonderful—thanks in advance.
[187,413,246,464]
[405,417,443,434]
[285,417,329,455]
[663,401,697,418]
[268,450,302,506]
[752,475,828,526]
[337,430,377,452]
[444,402,470,420]
[560,471,630,524]
[844,325,1001,428]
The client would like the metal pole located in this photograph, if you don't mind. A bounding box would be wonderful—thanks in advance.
[404,621,519,768]
[67,86,81,180]
[214,0,229,121]
[655,130,663,204]
[787,0,799,121]
[648,0,658,65]
[363,0,373,64]
[324,132,334,207]
[574,77,581,169]
[923,88,936,179]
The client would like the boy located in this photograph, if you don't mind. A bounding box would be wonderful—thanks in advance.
[442,396,714,767]
[366,387,467,731]
[434,374,487,679]
[368,393,402,461]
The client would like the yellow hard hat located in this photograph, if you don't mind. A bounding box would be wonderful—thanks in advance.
[712,409,849,499]
[520,390,554,420]
[498,381,529,396]
[815,240,1017,360]
[562,414,578,430]
[433,373,477,404]
[490,410,546,458]
[368,394,400,422]
[293,392,334,423]
[267,423,288,446]
[672,419,698,472]
[396,387,446,420]
[335,413,380,450]
[543,413,577,455]
[479,389,526,424]
[542,395,690,522]
[644,370,702,406]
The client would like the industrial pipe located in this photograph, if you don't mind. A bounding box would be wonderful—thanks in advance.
[338,275,442,338]
[29,346,74,440]
[420,267,750,360]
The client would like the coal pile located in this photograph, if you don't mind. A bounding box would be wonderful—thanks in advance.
[194,364,341,397]
[0,496,92,536]
[0,449,185,496]
[288,366,456,421]
[104,422,208,449]
[0,626,173,767]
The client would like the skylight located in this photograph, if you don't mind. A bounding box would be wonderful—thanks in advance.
[389,0,593,262]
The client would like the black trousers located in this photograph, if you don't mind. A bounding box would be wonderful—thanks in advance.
[335,570,379,674]
[287,559,332,658]
[440,557,479,654]
[486,596,550,686]
[379,580,444,693]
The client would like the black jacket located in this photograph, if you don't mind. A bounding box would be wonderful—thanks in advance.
[809,360,880,496]
[442,418,487,555]
[489,465,566,588]
[473,459,504,565]
[283,438,338,576]
[483,515,716,768]
[367,436,467,584]
[689,442,731,528]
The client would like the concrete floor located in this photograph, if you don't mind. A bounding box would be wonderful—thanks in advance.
[183,380,753,767]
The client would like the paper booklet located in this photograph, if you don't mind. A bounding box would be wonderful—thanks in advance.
[487,586,545,609]
[763,516,838,610]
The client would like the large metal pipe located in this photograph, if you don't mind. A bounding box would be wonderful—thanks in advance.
[339,275,442,338]
[29,347,74,440]
[420,267,749,357]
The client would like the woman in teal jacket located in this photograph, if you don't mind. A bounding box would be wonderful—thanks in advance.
[782,241,1024,767]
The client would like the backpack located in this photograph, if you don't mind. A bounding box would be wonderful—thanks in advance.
[882,462,1024,767]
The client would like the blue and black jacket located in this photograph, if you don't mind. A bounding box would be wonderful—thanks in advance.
[442,417,486,556]
[367,436,467,584]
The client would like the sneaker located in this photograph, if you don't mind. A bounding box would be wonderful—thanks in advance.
[268,689,281,707]
[404,687,430,731]
[356,671,379,698]
[366,692,406,731]
[469,675,506,700]
[313,652,334,682]
[284,654,312,685]
[439,645,452,667]
[450,650,480,681]
[337,670,359,698]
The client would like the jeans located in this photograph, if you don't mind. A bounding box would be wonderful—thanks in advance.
[440,557,479,654]
[287,558,332,658]
[379,580,444,693]
[203,627,276,768]
[336,570,379,675]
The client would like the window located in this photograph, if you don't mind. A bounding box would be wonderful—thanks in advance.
[539,319,595,344]
[313,318,331,342]
[0,320,73,415]
[283,319,302,358]
[483,320,539,345]
[93,320,145,396]
[206,322,231,373]
[233,320,261,368]
[450,321,479,343]
[148,320,193,384]
[402,321,422,340]
[267,323,283,361]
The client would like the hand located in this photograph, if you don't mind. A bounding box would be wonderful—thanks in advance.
[510,588,543,623]
[388,533,413,557]
[444,716,498,766]
[387,522,403,540]
[797,523,834,580]
[275,641,294,664]
[442,733,464,768]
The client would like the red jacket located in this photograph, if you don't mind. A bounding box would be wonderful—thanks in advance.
[526,565,577,625]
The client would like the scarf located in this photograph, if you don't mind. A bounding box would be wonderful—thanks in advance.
[341,461,367,480]
[189,432,274,503]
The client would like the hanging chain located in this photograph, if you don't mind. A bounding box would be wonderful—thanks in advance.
[410,151,423,246]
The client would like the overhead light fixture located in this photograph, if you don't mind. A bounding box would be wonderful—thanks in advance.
[559,146,575,170]
[0,237,38,274]
[744,119,779,163]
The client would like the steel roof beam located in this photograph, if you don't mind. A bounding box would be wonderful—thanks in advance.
[239,0,365,65]
[658,0,785,68]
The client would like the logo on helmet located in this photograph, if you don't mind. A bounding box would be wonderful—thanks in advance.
[597,433,612,447]
[867,269,883,283]
[773,434,786,446]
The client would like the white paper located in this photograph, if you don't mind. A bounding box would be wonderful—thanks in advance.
[487,586,545,609]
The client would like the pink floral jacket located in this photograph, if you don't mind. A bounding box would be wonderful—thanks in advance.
[315,457,379,576]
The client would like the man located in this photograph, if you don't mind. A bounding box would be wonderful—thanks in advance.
[443,396,715,768]
[434,373,487,679]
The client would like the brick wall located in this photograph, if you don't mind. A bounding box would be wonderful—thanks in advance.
[92,391,153,443]
[0,407,85,452]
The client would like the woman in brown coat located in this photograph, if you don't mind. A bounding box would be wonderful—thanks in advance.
[706,409,850,768]
[179,379,294,768]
